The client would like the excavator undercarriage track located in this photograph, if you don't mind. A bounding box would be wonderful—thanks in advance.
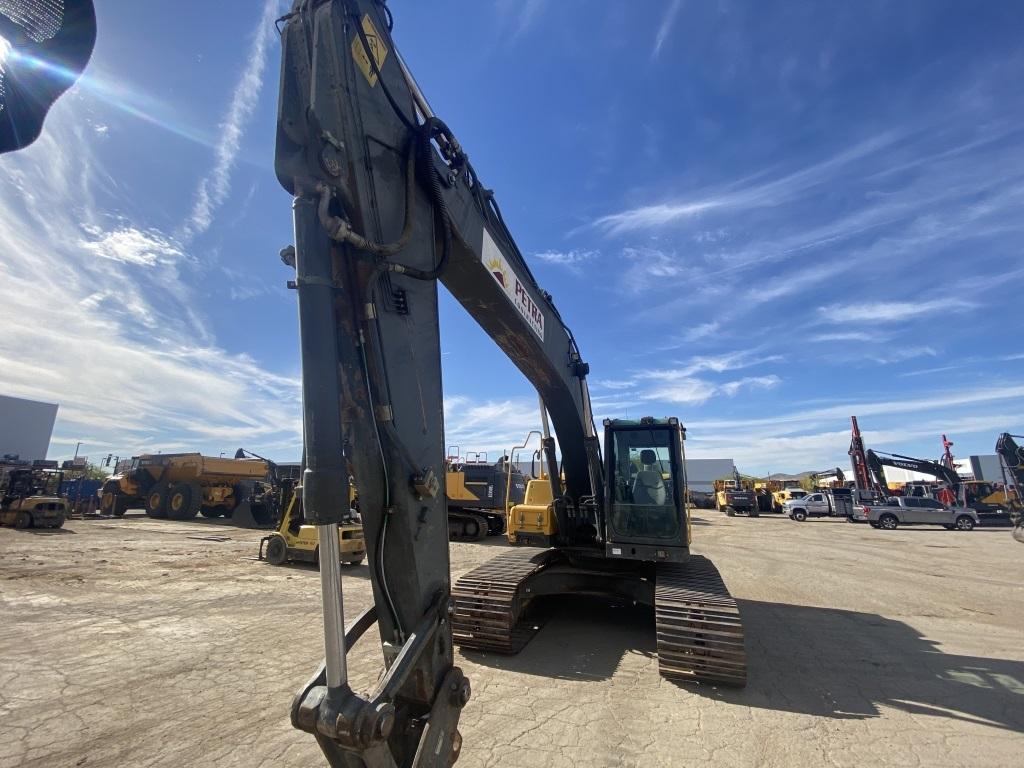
[656,555,747,686]
[453,549,747,686]
[451,548,554,653]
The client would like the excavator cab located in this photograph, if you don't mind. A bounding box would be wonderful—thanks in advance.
[603,417,690,563]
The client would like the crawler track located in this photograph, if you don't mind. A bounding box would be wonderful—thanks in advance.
[450,548,554,652]
[655,555,747,686]
[452,549,747,686]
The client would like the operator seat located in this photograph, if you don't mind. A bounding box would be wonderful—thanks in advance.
[632,449,667,505]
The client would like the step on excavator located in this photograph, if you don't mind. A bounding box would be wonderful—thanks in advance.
[2,2,746,765]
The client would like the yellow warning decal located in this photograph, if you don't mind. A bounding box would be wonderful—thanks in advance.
[351,14,388,87]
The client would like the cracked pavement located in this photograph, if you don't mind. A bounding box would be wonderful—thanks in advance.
[1,512,1021,767]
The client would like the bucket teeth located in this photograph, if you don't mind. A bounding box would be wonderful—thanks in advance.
[656,555,747,687]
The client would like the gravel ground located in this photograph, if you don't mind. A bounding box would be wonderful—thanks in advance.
[1,510,1021,768]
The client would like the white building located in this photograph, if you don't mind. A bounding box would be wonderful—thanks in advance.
[0,394,58,461]
[684,458,736,494]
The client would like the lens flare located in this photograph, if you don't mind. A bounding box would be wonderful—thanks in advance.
[6,45,218,151]
[0,35,11,69]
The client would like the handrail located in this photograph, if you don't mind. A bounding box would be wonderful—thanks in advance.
[505,430,542,515]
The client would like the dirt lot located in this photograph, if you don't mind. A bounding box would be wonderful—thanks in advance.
[1,511,1021,768]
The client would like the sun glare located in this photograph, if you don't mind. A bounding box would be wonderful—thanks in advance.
[0,35,12,70]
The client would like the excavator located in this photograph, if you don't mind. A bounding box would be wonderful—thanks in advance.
[809,467,846,489]
[865,449,962,503]
[444,449,527,541]
[995,433,1024,543]
[2,2,746,766]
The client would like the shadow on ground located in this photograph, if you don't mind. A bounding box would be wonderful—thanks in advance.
[460,596,655,681]
[463,596,1024,732]
[715,599,1024,732]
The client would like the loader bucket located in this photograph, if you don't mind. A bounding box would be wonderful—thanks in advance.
[228,501,276,529]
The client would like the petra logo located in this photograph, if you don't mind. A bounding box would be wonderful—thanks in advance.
[482,231,545,341]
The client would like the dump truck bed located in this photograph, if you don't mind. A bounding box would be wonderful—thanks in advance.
[138,454,269,483]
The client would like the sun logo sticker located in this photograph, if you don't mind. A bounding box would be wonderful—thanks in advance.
[487,257,510,289]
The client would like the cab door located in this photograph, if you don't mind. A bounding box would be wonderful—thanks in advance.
[918,497,952,525]
[900,497,926,523]
[804,493,826,515]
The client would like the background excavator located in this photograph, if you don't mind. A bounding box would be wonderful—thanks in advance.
[2,2,745,766]
[444,449,527,540]
[809,467,846,489]
[865,449,961,501]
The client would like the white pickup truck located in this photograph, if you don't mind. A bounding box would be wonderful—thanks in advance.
[849,496,979,530]
[784,489,853,521]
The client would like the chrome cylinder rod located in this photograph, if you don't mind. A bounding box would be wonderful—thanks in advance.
[317,523,348,690]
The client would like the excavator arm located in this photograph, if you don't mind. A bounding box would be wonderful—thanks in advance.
[865,449,962,498]
[274,2,604,765]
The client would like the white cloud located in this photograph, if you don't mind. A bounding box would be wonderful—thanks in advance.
[594,379,637,391]
[184,0,280,238]
[591,130,906,236]
[532,249,598,270]
[652,0,684,60]
[819,299,975,324]
[80,225,186,267]
[683,321,719,341]
[868,346,937,364]
[0,102,302,462]
[897,364,963,378]
[495,0,546,39]
[647,349,783,378]
[444,395,544,456]
[719,375,781,396]
[643,378,718,405]
[808,331,875,343]
[641,372,781,405]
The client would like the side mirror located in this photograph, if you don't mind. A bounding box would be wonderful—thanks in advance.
[0,0,96,153]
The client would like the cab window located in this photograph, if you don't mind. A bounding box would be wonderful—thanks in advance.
[609,428,680,540]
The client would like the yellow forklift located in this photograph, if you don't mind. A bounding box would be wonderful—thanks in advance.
[259,484,365,567]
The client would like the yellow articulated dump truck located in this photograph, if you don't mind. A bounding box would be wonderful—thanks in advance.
[98,453,273,525]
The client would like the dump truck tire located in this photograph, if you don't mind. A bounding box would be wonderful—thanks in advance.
[100,489,116,515]
[200,508,222,518]
[166,483,200,520]
[112,496,128,517]
[145,483,169,518]
[265,534,288,565]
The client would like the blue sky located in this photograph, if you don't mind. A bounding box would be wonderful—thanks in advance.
[1,0,1022,474]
